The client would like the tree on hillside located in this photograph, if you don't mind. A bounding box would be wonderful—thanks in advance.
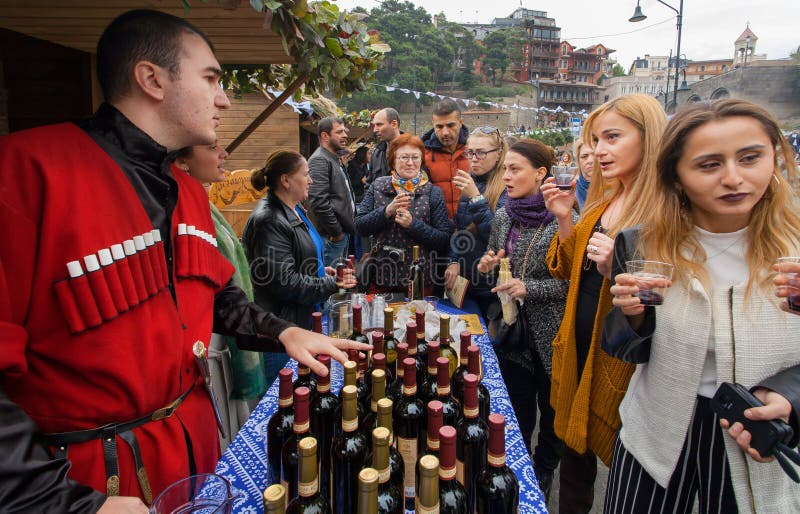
[612,64,627,77]
[482,28,526,85]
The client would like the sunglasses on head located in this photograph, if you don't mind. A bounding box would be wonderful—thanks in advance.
[471,126,500,136]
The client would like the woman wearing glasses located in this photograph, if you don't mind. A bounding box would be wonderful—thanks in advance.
[445,126,509,316]
[356,134,453,294]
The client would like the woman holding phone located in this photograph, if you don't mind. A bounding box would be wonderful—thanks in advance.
[604,99,800,513]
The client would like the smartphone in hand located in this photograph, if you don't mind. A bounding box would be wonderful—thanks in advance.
[711,382,794,457]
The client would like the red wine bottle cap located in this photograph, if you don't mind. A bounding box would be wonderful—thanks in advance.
[353,304,362,326]
[403,357,417,392]
[427,340,440,368]
[316,355,331,386]
[347,255,356,269]
[467,345,481,376]
[372,331,384,355]
[464,374,479,415]
[311,312,322,333]
[336,264,345,280]
[487,413,506,466]
[436,357,450,390]
[438,425,457,476]
[406,322,417,348]
[415,311,425,331]
[373,353,386,371]
[397,342,408,363]
[459,331,471,353]
[293,386,310,430]
[427,400,443,441]
[347,349,358,361]
[278,368,293,406]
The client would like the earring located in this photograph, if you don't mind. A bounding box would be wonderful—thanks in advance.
[774,173,781,187]
[182,166,190,173]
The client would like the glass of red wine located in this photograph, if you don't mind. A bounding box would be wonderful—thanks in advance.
[777,257,800,312]
[552,165,578,191]
[626,260,674,306]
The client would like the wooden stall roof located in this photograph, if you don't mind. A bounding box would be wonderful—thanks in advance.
[0,0,292,64]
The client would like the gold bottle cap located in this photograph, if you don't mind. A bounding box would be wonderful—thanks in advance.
[359,467,379,486]
[263,484,285,505]
[298,436,317,456]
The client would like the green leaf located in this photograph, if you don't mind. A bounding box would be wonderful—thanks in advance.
[291,0,308,16]
[324,37,343,57]
[334,60,352,78]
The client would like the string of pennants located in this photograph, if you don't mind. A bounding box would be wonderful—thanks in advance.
[374,82,590,119]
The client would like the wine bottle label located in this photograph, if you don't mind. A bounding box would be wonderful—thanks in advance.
[378,466,390,484]
[464,406,479,418]
[456,459,464,485]
[398,436,418,500]
[438,385,450,395]
[415,499,439,514]
[487,452,506,467]
[403,384,417,395]
[427,438,439,451]
[318,383,330,393]
[278,397,292,408]
[386,349,398,363]
[298,477,318,497]
[294,420,309,433]
[408,347,417,355]
[439,465,456,481]
[428,366,436,375]
[342,418,358,432]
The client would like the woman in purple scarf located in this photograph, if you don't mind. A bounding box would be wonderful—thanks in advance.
[477,139,575,503]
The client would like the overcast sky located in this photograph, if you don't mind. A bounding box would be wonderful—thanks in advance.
[334,0,796,70]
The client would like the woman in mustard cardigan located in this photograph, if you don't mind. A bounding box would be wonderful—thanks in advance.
[541,94,667,513]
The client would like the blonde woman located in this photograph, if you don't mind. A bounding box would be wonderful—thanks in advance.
[445,126,508,316]
[573,138,595,211]
[541,94,667,513]
[604,99,800,512]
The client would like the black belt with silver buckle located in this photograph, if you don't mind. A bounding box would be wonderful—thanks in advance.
[42,385,193,502]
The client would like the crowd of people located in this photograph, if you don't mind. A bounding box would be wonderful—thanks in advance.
[1,8,800,514]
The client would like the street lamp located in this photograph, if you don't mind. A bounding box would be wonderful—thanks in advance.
[629,0,684,110]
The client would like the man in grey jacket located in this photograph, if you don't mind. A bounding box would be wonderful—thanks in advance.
[367,107,401,183]
[307,117,356,266]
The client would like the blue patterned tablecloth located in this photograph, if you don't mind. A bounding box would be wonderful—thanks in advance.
[216,303,547,513]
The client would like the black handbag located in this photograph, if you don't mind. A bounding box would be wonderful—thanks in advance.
[600,225,654,364]
[486,299,528,353]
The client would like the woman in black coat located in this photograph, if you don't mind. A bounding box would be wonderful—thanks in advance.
[243,150,357,381]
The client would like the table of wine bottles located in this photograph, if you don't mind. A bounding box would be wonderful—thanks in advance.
[216,303,548,513]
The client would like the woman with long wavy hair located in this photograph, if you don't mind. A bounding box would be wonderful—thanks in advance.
[541,94,668,512]
[445,126,508,316]
[604,99,800,513]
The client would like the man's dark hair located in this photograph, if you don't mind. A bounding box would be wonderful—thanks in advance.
[381,108,400,125]
[318,117,344,136]
[432,99,461,117]
[96,9,215,102]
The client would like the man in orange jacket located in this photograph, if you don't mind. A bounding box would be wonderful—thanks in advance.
[422,99,470,219]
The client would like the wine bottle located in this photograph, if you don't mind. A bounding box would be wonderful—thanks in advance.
[406,321,426,386]
[359,332,382,414]
[361,367,386,446]
[293,312,321,395]
[415,310,429,369]
[455,374,488,514]
[435,357,463,429]
[475,414,519,514]
[357,468,379,514]
[450,331,471,406]
[281,386,311,505]
[382,308,399,380]
[416,454,439,514]
[394,358,424,511]
[408,245,424,301]
[331,385,368,514]
[366,332,393,386]
[372,427,404,514]
[467,345,491,423]
[264,483,287,514]
[310,355,339,504]
[386,342,407,406]
[336,360,365,435]
[351,304,369,345]
[267,368,295,484]
[438,426,468,514]
[418,340,440,407]
[416,400,443,490]
[286,437,331,513]
[438,314,458,377]
[374,398,404,489]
